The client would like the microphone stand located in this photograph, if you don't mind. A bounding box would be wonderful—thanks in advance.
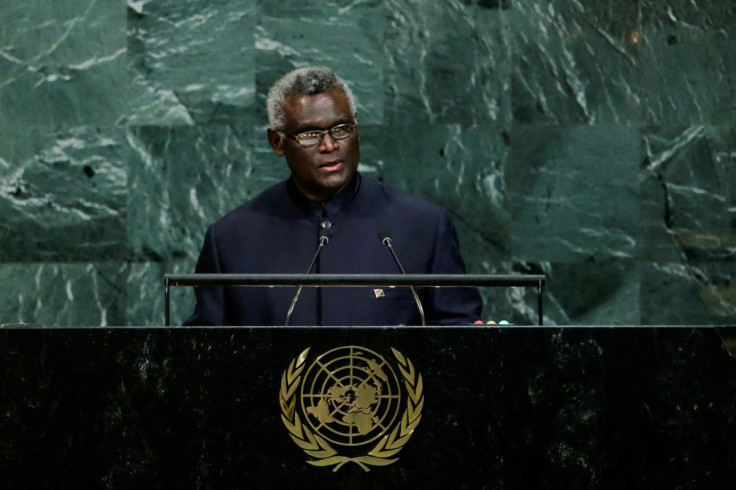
[285,231,331,326]
[380,233,426,326]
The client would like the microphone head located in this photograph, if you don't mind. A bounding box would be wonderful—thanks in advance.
[378,230,391,246]
[319,227,333,244]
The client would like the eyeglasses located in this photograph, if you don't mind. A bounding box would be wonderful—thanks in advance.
[282,123,356,148]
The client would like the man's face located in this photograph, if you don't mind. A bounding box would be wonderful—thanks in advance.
[268,89,360,203]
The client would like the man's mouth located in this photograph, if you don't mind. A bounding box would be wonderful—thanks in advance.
[319,161,343,171]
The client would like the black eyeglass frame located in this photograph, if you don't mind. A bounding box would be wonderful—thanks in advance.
[280,123,356,148]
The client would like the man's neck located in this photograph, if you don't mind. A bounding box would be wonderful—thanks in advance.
[287,173,361,218]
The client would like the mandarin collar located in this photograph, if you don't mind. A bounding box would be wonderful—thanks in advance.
[287,172,361,218]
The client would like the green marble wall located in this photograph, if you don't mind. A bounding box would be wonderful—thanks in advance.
[1,0,734,326]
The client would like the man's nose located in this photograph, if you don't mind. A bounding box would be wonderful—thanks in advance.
[318,132,338,152]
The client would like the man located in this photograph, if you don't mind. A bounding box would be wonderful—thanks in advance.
[184,67,481,326]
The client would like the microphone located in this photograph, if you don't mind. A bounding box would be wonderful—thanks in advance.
[378,231,426,326]
[285,225,333,326]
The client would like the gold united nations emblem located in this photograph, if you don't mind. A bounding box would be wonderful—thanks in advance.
[279,345,424,472]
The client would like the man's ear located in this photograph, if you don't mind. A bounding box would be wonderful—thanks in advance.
[267,129,285,156]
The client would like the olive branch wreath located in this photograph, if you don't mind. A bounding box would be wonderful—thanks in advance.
[279,347,424,472]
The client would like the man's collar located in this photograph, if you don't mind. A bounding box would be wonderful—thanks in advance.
[287,172,361,218]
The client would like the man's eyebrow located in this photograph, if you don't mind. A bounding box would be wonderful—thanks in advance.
[294,117,353,133]
[293,124,322,133]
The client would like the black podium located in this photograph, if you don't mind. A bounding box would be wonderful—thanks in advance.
[1,325,734,488]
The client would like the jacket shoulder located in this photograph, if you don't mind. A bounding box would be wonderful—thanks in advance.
[211,180,289,230]
[360,175,446,218]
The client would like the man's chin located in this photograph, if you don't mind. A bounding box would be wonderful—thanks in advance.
[314,177,352,199]
[322,168,355,187]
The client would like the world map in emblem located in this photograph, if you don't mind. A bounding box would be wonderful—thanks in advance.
[300,346,403,446]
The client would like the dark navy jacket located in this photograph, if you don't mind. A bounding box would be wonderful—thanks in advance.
[183,173,482,326]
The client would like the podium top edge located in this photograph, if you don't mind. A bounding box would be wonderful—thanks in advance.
[163,273,546,288]
[1,325,731,330]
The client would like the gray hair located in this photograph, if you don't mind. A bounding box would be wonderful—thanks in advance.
[267,66,357,130]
